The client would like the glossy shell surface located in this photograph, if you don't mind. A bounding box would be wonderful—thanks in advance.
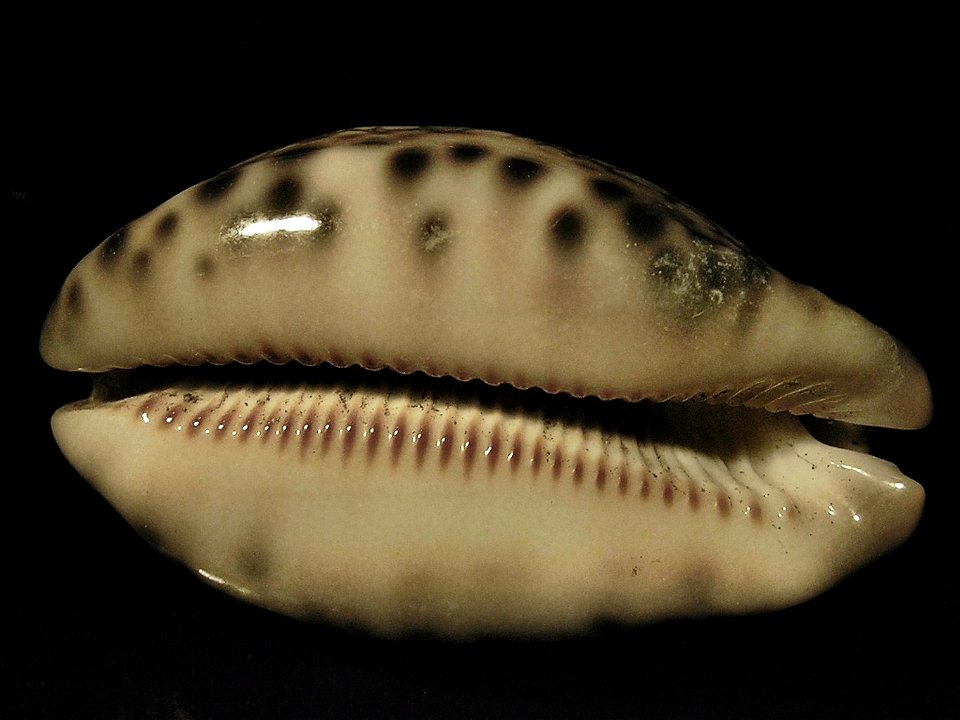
[41,127,931,636]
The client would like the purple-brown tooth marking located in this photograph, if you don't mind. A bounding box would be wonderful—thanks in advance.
[41,127,930,636]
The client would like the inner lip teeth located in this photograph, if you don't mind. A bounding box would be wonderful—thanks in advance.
[85,361,870,454]
[91,363,655,434]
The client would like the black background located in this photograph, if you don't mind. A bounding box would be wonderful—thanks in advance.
[6,20,956,719]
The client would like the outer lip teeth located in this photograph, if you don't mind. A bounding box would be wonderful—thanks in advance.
[84,362,667,441]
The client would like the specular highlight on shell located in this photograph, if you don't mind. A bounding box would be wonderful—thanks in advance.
[40,127,931,636]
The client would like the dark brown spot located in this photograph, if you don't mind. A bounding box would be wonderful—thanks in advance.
[260,414,278,443]
[440,420,454,468]
[552,447,564,480]
[159,405,182,430]
[391,148,431,181]
[750,502,763,523]
[550,207,586,249]
[268,177,302,212]
[624,202,665,240]
[198,168,240,202]
[321,413,336,454]
[450,143,489,162]
[640,477,651,499]
[131,249,151,282]
[483,367,501,386]
[195,254,215,279]
[391,417,407,465]
[717,495,731,517]
[464,425,479,473]
[100,227,128,266]
[596,461,607,491]
[274,144,319,162]
[510,436,522,472]
[298,409,316,456]
[214,410,235,439]
[501,157,544,185]
[260,344,286,363]
[238,412,257,442]
[419,213,451,253]
[313,204,342,241]
[366,421,380,461]
[137,395,157,418]
[572,459,584,485]
[531,439,543,475]
[154,211,179,242]
[187,412,205,434]
[591,178,632,201]
[415,425,430,466]
[619,469,629,495]
[65,281,83,316]
[294,350,318,365]
[238,544,270,580]
[278,412,296,448]
[343,410,358,458]
[487,431,500,469]
[663,483,674,506]
[688,487,700,511]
